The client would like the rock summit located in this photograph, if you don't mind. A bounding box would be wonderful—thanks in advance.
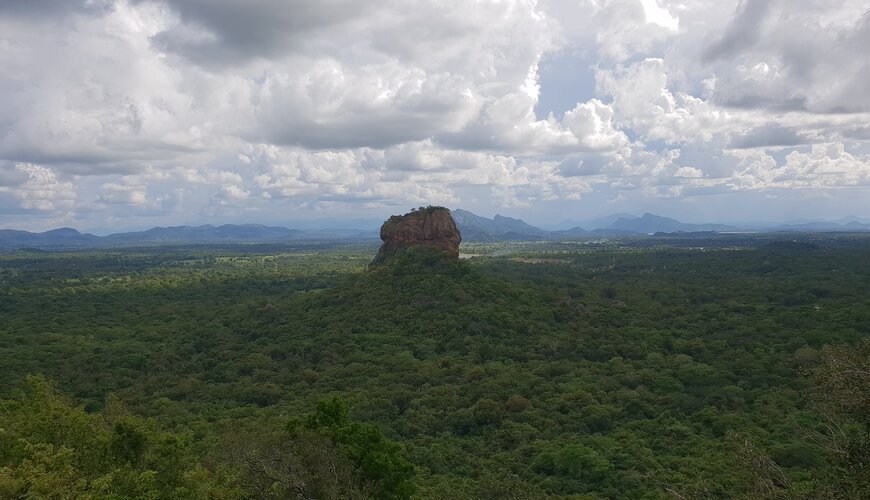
[372,206,462,264]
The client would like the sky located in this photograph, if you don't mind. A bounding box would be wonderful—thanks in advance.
[1,0,869,231]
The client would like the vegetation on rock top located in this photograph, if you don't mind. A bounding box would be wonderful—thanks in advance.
[385,206,450,225]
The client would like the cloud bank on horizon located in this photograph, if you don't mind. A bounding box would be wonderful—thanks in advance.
[1,0,869,230]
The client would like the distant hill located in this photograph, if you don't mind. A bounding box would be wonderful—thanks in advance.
[0,228,100,248]
[452,209,657,241]
[0,224,376,250]
[452,210,744,241]
[549,226,590,238]
[774,221,870,232]
[582,213,639,230]
[452,210,550,241]
[609,213,737,234]
[101,224,303,244]
[542,213,638,231]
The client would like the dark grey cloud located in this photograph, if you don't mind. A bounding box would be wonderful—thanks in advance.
[0,162,30,187]
[0,0,81,16]
[842,125,870,141]
[0,142,203,175]
[704,2,870,113]
[265,117,455,150]
[829,11,870,113]
[0,0,110,18]
[702,0,772,62]
[729,125,804,149]
[144,0,371,65]
[718,95,808,112]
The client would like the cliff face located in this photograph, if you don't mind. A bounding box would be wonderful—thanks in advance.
[372,207,462,264]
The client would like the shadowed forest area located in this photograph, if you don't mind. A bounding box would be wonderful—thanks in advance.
[1,235,868,498]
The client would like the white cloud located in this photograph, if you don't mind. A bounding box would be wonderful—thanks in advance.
[596,58,729,144]
[214,184,249,202]
[562,99,629,151]
[593,0,680,61]
[0,163,76,212]
[731,143,870,190]
[0,0,869,229]
[0,1,208,173]
[639,0,679,31]
[98,182,148,205]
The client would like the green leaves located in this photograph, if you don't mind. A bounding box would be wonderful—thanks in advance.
[109,419,147,466]
[0,375,238,499]
[300,396,417,500]
[554,445,612,482]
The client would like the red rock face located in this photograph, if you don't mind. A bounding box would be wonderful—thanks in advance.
[373,207,462,263]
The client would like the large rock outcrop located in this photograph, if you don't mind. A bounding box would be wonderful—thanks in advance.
[372,207,462,264]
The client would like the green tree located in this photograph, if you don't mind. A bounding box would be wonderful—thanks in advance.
[0,375,239,499]
[298,396,417,499]
[554,445,611,483]
[804,341,870,498]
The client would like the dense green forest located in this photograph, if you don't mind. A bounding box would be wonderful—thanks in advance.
[1,236,868,498]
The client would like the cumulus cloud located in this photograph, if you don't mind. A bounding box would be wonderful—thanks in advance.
[0,0,868,229]
[701,1,870,113]
[731,142,870,190]
[0,163,76,212]
[594,0,680,61]
[596,58,728,144]
[0,0,210,172]
[98,182,148,205]
[255,62,479,149]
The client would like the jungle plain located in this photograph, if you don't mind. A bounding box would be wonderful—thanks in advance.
[0,233,868,498]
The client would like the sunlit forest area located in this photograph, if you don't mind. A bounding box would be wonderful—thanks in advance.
[1,235,868,498]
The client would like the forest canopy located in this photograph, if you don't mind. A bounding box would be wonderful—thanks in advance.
[0,234,868,498]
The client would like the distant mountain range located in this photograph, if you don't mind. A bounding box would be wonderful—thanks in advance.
[0,224,376,250]
[451,210,550,241]
[453,212,719,240]
[2,210,869,250]
[452,211,869,241]
[608,213,736,233]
